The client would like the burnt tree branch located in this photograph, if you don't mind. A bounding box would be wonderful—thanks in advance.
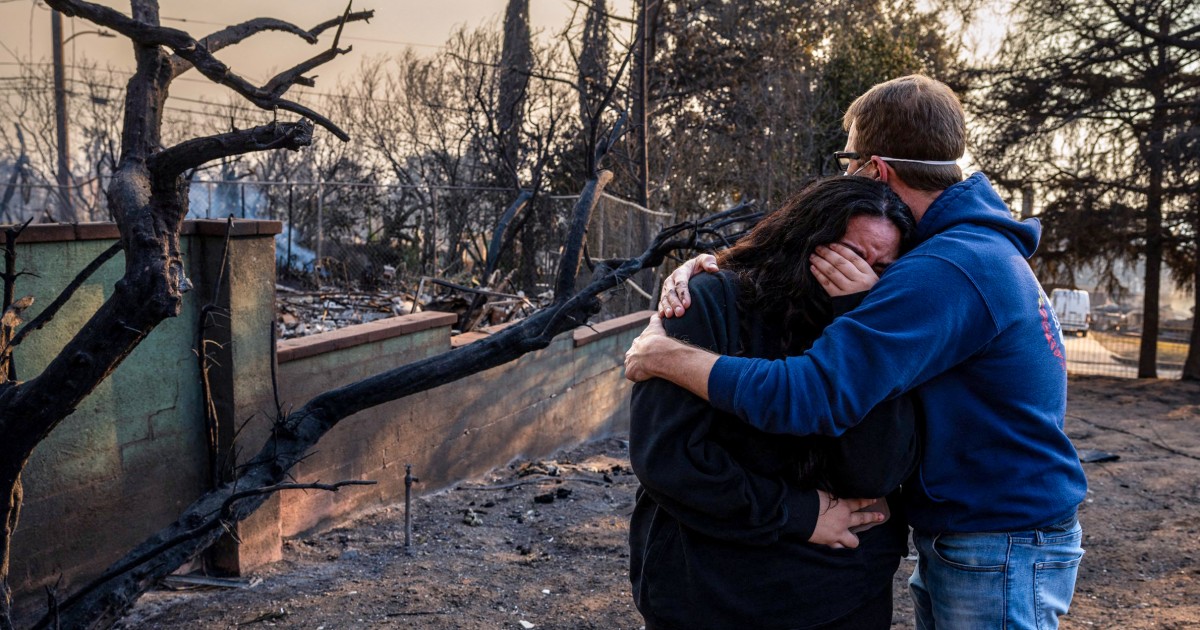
[554,171,614,301]
[554,114,628,301]
[44,0,190,48]
[485,191,534,281]
[168,9,375,79]
[460,190,536,330]
[170,19,315,77]
[45,0,365,140]
[427,278,532,304]
[261,1,359,97]
[148,121,314,184]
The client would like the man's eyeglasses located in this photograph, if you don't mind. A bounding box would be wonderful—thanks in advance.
[833,151,862,173]
[832,151,960,173]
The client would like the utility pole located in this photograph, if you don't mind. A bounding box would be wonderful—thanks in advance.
[51,9,72,222]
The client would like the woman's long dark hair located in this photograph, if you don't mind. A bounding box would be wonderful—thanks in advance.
[717,177,914,493]
[717,176,915,353]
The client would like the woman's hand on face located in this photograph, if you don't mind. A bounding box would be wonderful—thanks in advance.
[810,243,878,297]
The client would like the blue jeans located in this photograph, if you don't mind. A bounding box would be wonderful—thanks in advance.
[909,515,1084,629]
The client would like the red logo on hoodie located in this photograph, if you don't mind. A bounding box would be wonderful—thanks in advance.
[1039,292,1066,370]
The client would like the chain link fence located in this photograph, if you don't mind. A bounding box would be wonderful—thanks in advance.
[1060,325,1191,379]
[578,192,671,319]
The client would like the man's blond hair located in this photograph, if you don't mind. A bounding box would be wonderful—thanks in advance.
[844,75,966,191]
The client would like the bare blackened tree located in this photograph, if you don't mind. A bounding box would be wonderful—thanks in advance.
[0,2,374,628]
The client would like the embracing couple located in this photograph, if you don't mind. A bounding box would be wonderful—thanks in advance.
[623,75,1088,629]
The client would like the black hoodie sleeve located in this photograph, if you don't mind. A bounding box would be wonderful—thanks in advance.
[630,274,819,545]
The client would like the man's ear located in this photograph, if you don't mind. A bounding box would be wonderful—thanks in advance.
[870,156,891,183]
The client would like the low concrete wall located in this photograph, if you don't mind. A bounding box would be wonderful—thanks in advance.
[269,310,648,545]
[7,219,647,623]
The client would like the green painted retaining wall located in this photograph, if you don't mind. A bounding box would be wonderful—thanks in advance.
[5,221,644,625]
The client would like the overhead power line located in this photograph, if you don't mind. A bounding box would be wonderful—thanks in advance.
[0,61,437,107]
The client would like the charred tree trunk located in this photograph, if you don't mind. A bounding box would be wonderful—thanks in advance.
[0,1,369,628]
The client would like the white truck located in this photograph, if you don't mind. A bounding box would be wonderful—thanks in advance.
[1051,289,1091,337]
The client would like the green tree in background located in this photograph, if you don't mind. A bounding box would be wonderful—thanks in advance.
[967,0,1200,379]
[648,0,957,216]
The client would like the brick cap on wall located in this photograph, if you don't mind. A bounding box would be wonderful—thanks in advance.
[280,309,653,360]
[573,311,655,347]
[277,311,458,364]
[0,219,283,244]
[450,311,653,350]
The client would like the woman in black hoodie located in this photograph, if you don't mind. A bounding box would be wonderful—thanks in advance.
[629,177,919,629]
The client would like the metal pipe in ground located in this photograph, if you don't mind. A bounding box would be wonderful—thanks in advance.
[404,464,418,556]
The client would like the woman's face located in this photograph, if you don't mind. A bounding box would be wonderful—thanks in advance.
[839,215,902,275]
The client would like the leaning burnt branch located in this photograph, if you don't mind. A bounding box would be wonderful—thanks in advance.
[38,480,376,630]
[484,190,535,281]
[459,190,535,331]
[554,171,615,301]
[45,198,762,630]
[554,115,628,302]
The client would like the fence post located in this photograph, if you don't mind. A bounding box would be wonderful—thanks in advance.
[418,188,427,275]
[286,181,293,271]
[316,181,324,279]
[431,185,439,277]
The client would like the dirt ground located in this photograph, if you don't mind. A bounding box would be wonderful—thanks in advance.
[120,375,1200,629]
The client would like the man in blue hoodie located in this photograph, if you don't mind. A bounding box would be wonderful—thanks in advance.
[624,75,1088,629]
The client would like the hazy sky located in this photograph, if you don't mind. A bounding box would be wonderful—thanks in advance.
[0,1,633,103]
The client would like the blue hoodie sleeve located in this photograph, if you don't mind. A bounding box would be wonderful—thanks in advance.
[708,254,998,437]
